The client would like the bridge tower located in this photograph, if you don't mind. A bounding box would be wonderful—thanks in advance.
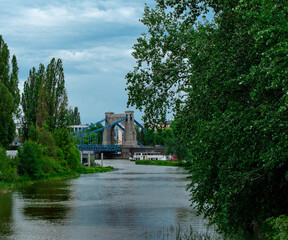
[102,111,138,147]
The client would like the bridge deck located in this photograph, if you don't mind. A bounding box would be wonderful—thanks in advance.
[77,144,121,153]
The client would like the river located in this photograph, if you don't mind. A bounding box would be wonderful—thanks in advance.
[0,160,215,240]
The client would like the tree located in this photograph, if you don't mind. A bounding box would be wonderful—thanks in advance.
[22,58,69,134]
[126,0,288,236]
[45,58,68,129]
[9,55,20,117]
[0,35,19,147]
[0,82,14,147]
[0,147,17,181]
[68,107,81,125]
[0,36,10,88]
[22,65,44,140]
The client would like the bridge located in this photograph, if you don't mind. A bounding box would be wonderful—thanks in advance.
[72,111,148,162]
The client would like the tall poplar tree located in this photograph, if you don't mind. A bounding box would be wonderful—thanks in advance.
[0,35,20,147]
[22,65,44,139]
[68,107,81,125]
[22,58,69,135]
[9,55,20,116]
[44,58,68,129]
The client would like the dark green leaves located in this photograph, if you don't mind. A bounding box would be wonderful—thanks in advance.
[22,58,69,136]
[0,36,19,147]
[126,0,288,236]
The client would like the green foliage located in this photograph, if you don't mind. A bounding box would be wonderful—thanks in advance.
[164,136,188,161]
[9,55,20,116]
[68,107,81,125]
[21,65,44,140]
[144,129,156,146]
[45,58,68,130]
[139,123,188,161]
[53,128,80,170]
[126,0,288,236]
[22,58,69,138]
[0,82,15,147]
[18,140,45,179]
[77,166,114,174]
[18,126,81,180]
[0,35,20,147]
[79,124,103,145]
[264,215,288,240]
[141,128,174,146]
[0,147,17,182]
[135,160,185,167]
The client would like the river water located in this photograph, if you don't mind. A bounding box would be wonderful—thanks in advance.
[0,160,214,240]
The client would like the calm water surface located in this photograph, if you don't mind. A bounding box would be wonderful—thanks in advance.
[0,160,213,240]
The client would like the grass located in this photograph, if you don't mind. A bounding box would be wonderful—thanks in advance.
[77,166,114,174]
[135,160,186,167]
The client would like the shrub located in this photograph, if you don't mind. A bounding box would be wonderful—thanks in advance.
[53,128,80,170]
[0,147,17,182]
[264,215,288,240]
[18,141,43,179]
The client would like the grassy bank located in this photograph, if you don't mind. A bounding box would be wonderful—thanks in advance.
[0,166,114,193]
[77,166,114,174]
[135,160,186,167]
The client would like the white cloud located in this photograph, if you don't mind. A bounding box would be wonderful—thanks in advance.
[0,0,155,123]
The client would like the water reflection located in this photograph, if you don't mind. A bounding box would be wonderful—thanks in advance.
[0,193,13,238]
[0,160,214,240]
[18,180,73,223]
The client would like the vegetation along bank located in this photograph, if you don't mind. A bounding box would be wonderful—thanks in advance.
[0,35,113,192]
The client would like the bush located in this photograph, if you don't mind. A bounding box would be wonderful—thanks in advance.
[264,215,288,240]
[53,128,80,170]
[0,147,17,182]
[18,140,68,179]
[18,141,44,179]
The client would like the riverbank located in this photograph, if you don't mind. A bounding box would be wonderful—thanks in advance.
[135,160,186,167]
[0,166,114,194]
[0,159,205,240]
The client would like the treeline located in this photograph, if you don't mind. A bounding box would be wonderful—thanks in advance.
[136,123,188,161]
[0,35,83,183]
[126,0,288,239]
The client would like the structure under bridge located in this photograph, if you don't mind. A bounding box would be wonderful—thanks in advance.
[72,111,160,161]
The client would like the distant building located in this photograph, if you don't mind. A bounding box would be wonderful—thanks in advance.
[114,125,124,145]
[69,124,89,133]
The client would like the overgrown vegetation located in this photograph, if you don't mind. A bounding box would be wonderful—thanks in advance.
[0,35,111,192]
[78,166,114,174]
[135,160,186,167]
[136,122,189,161]
[0,148,17,183]
[17,126,80,180]
[126,0,288,238]
[264,215,288,240]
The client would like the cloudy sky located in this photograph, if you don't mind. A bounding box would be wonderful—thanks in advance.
[0,0,156,124]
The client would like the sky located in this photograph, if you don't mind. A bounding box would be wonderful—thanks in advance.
[0,0,156,124]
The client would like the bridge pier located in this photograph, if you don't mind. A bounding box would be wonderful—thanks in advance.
[103,111,138,147]
[121,145,133,159]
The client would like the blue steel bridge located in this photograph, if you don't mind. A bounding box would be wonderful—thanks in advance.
[72,111,146,156]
